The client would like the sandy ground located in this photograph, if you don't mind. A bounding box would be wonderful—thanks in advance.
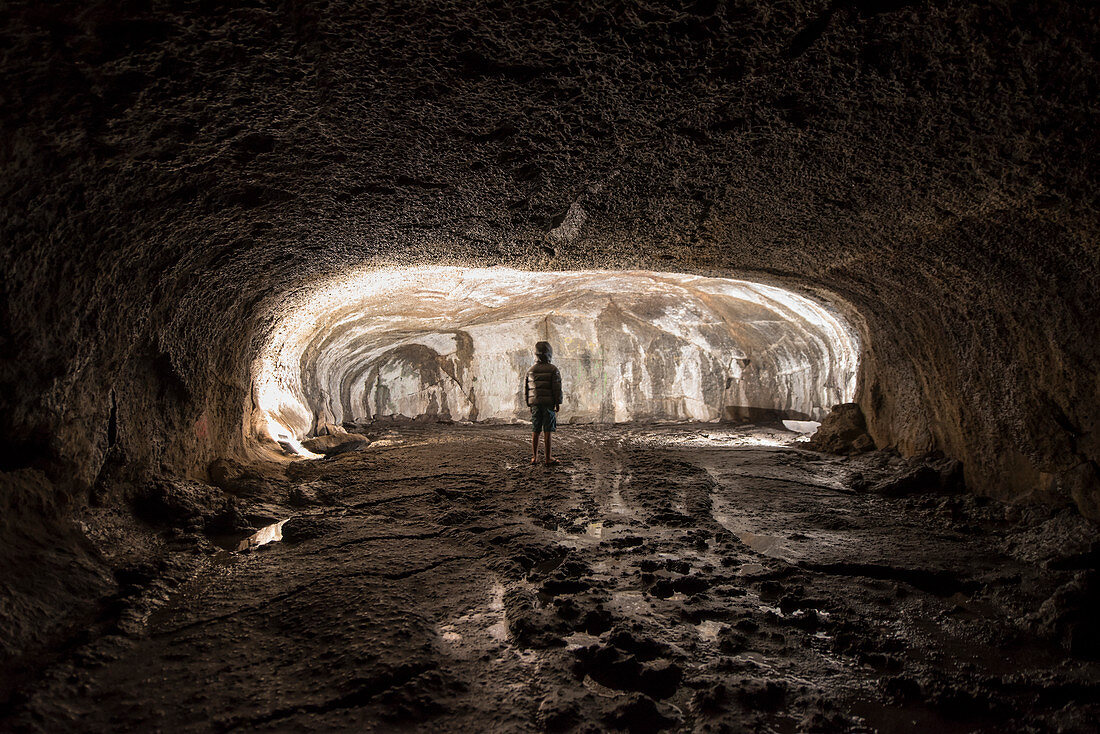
[5,425,1099,733]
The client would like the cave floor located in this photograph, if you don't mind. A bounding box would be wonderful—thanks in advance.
[9,424,1100,733]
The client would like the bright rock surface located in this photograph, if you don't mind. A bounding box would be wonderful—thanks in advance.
[254,268,858,439]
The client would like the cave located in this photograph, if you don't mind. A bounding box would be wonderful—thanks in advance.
[254,267,859,444]
[1,1,1098,732]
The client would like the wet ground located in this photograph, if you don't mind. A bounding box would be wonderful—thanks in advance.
[6,425,1099,732]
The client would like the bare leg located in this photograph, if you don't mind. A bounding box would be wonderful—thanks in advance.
[531,432,540,463]
[544,431,557,465]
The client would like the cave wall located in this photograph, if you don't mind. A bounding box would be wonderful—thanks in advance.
[1,1,1098,517]
[256,269,857,433]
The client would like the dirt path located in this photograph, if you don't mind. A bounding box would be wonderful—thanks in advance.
[7,425,1099,732]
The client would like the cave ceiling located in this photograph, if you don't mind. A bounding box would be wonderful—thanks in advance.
[1,1,1097,512]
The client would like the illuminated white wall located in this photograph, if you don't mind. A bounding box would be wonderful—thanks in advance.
[253,268,860,442]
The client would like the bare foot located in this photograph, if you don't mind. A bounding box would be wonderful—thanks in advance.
[530,458,539,464]
[545,458,559,466]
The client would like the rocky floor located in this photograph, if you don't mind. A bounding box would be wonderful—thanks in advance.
[5,424,1099,733]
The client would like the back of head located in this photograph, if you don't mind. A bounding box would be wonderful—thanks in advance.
[535,341,552,363]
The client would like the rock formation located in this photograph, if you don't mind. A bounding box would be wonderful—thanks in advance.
[255,268,858,441]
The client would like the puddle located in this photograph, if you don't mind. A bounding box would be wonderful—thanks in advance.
[582,675,624,698]
[608,474,628,515]
[555,520,607,548]
[212,519,289,552]
[711,492,795,560]
[712,507,787,559]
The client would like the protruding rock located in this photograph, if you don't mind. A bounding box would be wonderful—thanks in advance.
[300,433,370,456]
[807,403,874,455]
[602,693,679,732]
[1034,570,1100,658]
[871,455,964,496]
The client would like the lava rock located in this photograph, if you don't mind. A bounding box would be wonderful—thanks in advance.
[1034,570,1100,657]
[537,692,580,732]
[872,455,963,496]
[573,643,682,699]
[301,433,371,456]
[807,403,874,455]
[280,516,339,543]
[602,693,679,732]
[133,476,245,534]
[737,678,787,711]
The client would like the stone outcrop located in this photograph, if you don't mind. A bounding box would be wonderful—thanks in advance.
[807,403,874,455]
[300,433,370,456]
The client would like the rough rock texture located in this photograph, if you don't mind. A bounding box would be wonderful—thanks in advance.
[807,402,873,455]
[300,432,370,456]
[2,0,1100,671]
[2,0,1098,512]
[6,425,1099,731]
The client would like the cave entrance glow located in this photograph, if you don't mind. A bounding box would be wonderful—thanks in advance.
[252,268,859,453]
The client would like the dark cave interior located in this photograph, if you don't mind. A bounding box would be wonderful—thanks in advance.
[1,1,1098,731]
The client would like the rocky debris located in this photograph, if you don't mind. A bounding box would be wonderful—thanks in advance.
[504,586,568,649]
[301,432,371,456]
[7,425,1100,732]
[870,454,964,496]
[133,476,249,535]
[601,693,679,732]
[737,678,787,711]
[1034,570,1100,657]
[208,458,288,498]
[280,516,340,543]
[536,691,581,732]
[1046,541,1100,571]
[690,680,731,716]
[806,403,874,455]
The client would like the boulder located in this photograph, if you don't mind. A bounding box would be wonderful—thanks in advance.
[1034,570,1100,658]
[301,432,371,456]
[807,403,874,455]
[208,458,288,497]
[134,476,249,534]
[871,455,964,496]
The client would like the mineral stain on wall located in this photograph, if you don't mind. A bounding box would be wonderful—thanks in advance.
[255,268,859,440]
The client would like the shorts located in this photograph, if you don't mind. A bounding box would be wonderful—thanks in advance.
[530,405,557,433]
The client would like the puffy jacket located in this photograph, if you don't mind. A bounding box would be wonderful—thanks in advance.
[525,361,562,407]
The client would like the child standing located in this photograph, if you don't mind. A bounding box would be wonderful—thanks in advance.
[525,341,563,465]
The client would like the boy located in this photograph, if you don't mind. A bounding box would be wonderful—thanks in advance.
[525,340,563,465]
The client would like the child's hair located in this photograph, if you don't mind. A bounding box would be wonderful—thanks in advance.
[535,341,552,362]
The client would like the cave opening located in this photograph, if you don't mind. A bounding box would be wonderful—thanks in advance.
[251,267,860,456]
